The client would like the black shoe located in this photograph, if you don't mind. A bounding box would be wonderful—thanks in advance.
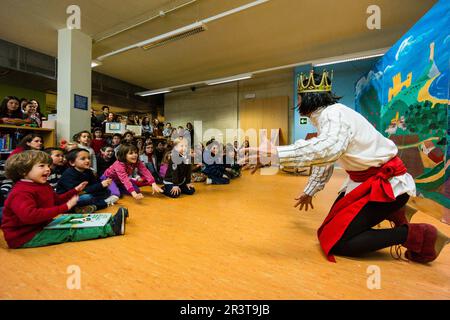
[116,206,129,219]
[111,210,126,235]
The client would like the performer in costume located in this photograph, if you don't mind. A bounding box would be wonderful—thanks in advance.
[250,70,449,263]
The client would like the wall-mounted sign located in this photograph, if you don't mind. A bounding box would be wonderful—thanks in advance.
[300,117,308,125]
[74,94,88,110]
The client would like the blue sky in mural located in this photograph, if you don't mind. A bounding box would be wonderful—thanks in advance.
[356,0,449,105]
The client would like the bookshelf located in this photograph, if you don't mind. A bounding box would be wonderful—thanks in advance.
[0,124,56,153]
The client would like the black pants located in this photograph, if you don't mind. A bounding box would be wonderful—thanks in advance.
[208,175,230,185]
[331,192,409,257]
[163,183,195,198]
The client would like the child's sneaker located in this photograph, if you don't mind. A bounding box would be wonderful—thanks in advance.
[74,205,97,214]
[104,195,119,207]
[111,208,126,235]
[116,206,129,219]
[206,178,212,185]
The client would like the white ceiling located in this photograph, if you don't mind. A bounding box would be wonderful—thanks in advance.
[0,0,437,91]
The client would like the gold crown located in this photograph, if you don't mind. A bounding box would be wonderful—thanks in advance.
[298,70,333,93]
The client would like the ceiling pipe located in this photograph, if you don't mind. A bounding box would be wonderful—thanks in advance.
[93,0,198,43]
[96,0,271,61]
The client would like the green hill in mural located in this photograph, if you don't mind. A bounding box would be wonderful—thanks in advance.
[380,46,448,207]
[381,56,447,144]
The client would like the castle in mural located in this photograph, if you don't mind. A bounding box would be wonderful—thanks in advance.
[355,0,449,208]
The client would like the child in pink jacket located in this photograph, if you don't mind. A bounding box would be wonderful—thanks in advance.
[102,144,163,200]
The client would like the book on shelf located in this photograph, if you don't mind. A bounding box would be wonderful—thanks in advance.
[0,132,24,152]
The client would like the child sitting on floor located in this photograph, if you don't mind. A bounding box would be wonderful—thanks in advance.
[139,143,163,184]
[57,148,119,213]
[96,145,116,178]
[110,133,122,154]
[44,147,67,191]
[202,140,230,185]
[73,131,97,173]
[135,138,145,156]
[154,141,166,167]
[163,138,195,198]
[64,141,79,153]
[0,150,126,249]
[91,127,106,155]
[224,143,241,179]
[122,131,134,144]
[191,145,207,182]
[159,151,171,180]
[102,144,163,200]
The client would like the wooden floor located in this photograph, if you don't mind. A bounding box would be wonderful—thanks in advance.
[1,169,449,300]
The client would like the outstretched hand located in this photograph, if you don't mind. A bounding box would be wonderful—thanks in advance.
[294,192,314,211]
[131,191,144,200]
[238,137,279,174]
[152,183,164,195]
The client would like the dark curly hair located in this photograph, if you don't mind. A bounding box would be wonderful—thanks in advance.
[297,73,342,116]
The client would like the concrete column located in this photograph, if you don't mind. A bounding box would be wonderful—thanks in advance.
[56,28,92,142]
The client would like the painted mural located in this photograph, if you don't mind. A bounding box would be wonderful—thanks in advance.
[355,0,449,208]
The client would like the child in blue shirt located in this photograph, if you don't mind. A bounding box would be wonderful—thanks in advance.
[57,148,118,213]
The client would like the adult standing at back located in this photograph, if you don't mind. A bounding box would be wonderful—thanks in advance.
[101,112,116,133]
[96,106,110,126]
[186,122,194,147]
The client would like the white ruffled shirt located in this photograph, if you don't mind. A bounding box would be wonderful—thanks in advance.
[277,103,416,197]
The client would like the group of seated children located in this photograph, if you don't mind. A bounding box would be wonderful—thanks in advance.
[0,128,243,249]
[200,139,242,185]
[1,150,127,249]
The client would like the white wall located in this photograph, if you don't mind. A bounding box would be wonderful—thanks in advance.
[165,82,238,144]
[164,69,294,144]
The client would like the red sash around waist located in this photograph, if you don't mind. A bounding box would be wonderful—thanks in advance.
[317,156,407,262]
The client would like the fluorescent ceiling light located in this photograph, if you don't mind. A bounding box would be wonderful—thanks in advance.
[133,48,387,96]
[206,74,253,86]
[95,0,270,61]
[140,22,207,50]
[93,0,198,43]
[313,53,384,67]
[91,60,102,68]
[137,89,172,96]
[97,22,207,60]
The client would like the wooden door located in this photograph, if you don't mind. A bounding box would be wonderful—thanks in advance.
[239,96,289,146]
